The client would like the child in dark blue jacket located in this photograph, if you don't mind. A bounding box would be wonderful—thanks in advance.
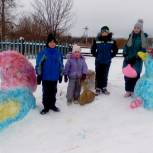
[35,34,63,114]
[91,26,118,95]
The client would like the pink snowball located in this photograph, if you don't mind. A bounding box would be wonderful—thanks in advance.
[122,64,137,78]
[0,51,37,91]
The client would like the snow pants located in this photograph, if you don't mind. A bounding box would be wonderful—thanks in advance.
[95,63,111,89]
[124,75,140,92]
[66,78,81,101]
[42,80,57,109]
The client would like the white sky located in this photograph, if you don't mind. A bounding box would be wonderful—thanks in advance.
[16,0,153,37]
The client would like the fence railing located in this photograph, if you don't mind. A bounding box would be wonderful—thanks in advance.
[0,40,124,58]
[0,40,72,58]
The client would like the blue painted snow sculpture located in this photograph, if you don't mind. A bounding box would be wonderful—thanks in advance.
[0,88,36,130]
[130,49,153,109]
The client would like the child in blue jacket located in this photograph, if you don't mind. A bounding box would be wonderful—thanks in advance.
[35,34,63,115]
[91,26,118,95]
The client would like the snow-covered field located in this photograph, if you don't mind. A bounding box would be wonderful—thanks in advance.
[1,53,153,153]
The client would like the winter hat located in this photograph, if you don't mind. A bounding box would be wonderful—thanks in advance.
[134,19,143,30]
[72,44,81,52]
[101,26,109,33]
[46,33,57,47]
[127,19,147,48]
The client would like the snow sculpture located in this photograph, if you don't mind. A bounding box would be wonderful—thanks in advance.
[0,51,36,130]
[130,49,153,109]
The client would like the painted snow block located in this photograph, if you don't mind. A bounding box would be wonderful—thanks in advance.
[0,50,37,92]
[0,87,36,130]
[134,55,153,109]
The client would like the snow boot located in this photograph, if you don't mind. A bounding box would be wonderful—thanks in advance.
[40,108,49,115]
[73,98,79,104]
[124,92,133,97]
[95,88,101,95]
[50,106,60,112]
[67,100,72,105]
[101,88,110,95]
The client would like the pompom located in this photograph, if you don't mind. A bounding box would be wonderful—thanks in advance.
[137,19,143,24]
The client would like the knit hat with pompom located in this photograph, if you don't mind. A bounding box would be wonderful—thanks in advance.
[72,44,81,52]
[134,19,143,30]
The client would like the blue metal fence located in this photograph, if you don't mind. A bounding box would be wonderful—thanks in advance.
[0,40,72,58]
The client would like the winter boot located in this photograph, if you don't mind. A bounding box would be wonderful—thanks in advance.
[124,91,132,97]
[40,108,49,115]
[67,100,72,105]
[95,88,101,95]
[73,98,79,104]
[50,106,60,112]
[101,88,110,95]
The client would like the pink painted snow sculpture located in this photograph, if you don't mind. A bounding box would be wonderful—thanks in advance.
[0,51,37,91]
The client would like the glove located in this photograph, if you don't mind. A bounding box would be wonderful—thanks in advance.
[64,75,68,83]
[127,57,137,65]
[59,75,63,83]
[123,53,127,57]
[37,75,42,85]
[81,74,86,81]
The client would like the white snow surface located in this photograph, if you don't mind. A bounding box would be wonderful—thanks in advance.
[0,53,153,153]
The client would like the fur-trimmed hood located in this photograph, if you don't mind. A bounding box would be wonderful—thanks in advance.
[96,32,113,42]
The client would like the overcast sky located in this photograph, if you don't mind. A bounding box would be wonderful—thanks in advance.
[17,0,153,38]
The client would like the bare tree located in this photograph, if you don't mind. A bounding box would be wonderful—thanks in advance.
[15,15,46,40]
[32,0,73,37]
[0,0,16,40]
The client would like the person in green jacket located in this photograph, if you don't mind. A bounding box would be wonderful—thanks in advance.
[123,19,148,97]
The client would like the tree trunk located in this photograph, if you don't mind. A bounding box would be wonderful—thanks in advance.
[1,0,5,40]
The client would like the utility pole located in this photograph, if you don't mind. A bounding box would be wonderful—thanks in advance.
[83,26,88,45]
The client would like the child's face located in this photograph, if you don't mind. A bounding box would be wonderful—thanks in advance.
[133,26,141,34]
[48,40,56,48]
[73,51,80,58]
[101,32,109,36]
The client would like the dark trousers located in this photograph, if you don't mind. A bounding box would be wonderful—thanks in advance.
[124,75,140,92]
[95,63,111,89]
[42,80,57,109]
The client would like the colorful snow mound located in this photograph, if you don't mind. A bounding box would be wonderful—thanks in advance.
[0,51,36,131]
[134,54,153,109]
[0,50,37,91]
[0,87,36,130]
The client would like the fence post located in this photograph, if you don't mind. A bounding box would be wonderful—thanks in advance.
[12,40,15,50]
[34,41,37,58]
[0,40,1,51]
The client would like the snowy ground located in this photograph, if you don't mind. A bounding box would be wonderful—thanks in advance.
[1,53,153,153]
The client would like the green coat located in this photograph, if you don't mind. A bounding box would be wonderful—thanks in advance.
[123,33,147,74]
